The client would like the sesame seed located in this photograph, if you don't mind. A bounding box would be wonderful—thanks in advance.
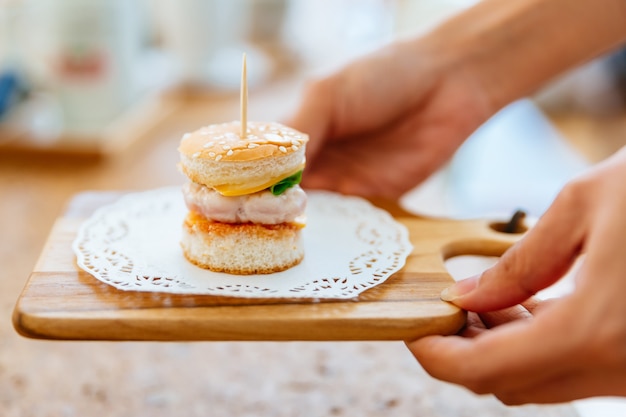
[291,139,300,146]
[226,149,234,156]
[218,140,226,145]
[208,152,216,157]
[248,143,259,149]
[291,145,299,151]
[279,146,287,153]
[203,141,214,148]
[215,155,223,161]
[222,145,231,150]
[192,152,201,158]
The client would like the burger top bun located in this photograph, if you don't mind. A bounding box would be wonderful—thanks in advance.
[178,121,309,197]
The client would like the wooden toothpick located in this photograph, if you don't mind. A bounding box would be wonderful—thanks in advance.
[240,52,248,138]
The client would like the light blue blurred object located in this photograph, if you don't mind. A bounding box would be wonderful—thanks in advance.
[0,70,20,120]
[402,100,590,219]
[448,100,589,218]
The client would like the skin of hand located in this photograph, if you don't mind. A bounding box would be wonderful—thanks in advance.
[287,0,626,404]
[407,147,626,405]
[287,0,626,200]
[287,41,492,200]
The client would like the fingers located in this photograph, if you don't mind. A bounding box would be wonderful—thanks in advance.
[442,183,588,312]
[477,303,534,329]
[459,297,542,337]
[407,305,579,397]
[409,298,626,405]
[494,367,626,405]
[459,312,487,337]
[301,98,479,199]
[410,150,626,405]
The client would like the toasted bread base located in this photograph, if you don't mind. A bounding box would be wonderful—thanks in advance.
[181,212,304,275]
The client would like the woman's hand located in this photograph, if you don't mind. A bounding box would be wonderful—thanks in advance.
[286,0,626,404]
[287,40,493,200]
[287,0,626,200]
[407,147,626,405]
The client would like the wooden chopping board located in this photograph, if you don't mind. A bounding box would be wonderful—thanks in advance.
[12,191,524,342]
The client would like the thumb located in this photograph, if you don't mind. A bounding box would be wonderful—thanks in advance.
[442,186,587,312]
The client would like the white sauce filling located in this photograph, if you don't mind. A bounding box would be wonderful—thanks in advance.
[183,182,306,224]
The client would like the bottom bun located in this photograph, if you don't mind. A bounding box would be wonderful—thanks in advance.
[181,212,304,275]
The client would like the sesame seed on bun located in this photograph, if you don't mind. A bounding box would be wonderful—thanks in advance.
[178,120,309,275]
[179,121,308,196]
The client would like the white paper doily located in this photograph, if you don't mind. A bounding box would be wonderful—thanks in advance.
[72,187,413,299]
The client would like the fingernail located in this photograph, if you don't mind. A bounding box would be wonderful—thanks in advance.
[441,275,480,302]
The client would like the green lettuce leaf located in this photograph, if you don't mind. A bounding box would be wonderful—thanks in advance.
[269,170,303,196]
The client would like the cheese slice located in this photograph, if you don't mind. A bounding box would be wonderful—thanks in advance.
[214,165,304,197]
[292,214,306,228]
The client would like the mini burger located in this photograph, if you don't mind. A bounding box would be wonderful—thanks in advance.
[178,120,309,275]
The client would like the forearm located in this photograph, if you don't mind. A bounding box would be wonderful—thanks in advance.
[421,0,626,112]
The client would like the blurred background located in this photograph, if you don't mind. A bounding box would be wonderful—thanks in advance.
[1,1,626,416]
[0,0,460,147]
[0,0,625,152]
